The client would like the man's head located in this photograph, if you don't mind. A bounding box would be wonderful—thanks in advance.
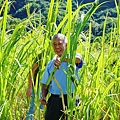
[52,33,67,57]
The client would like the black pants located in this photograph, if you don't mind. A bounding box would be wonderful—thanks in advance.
[45,94,68,120]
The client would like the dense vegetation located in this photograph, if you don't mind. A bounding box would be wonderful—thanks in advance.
[0,0,120,120]
[0,0,117,37]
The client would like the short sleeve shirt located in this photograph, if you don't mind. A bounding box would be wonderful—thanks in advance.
[41,54,82,95]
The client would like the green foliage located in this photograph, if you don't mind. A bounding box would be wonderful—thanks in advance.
[0,0,120,120]
[8,0,117,37]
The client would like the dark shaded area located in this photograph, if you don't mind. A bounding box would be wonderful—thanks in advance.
[8,0,117,38]
[9,0,116,19]
[9,0,27,19]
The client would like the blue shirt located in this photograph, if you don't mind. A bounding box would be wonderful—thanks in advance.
[41,55,82,95]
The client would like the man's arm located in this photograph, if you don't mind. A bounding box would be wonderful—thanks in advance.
[75,57,82,64]
[40,84,49,105]
[75,53,83,68]
[63,54,82,64]
[26,63,38,97]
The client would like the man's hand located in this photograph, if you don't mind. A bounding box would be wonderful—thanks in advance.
[26,88,32,97]
[40,84,49,105]
[54,56,61,69]
[40,97,47,105]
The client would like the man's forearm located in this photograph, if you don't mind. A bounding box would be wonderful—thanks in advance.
[28,74,33,88]
[75,57,82,64]
[28,63,39,88]
[63,57,82,64]
[42,84,49,98]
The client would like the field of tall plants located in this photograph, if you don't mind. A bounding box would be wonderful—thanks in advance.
[0,0,120,120]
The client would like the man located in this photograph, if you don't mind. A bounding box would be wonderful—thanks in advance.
[40,33,83,120]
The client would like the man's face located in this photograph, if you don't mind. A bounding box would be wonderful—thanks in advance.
[52,37,67,57]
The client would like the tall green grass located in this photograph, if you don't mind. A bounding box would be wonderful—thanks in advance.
[0,0,120,120]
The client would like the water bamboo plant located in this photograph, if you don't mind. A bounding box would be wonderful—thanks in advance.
[0,0,120,120]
